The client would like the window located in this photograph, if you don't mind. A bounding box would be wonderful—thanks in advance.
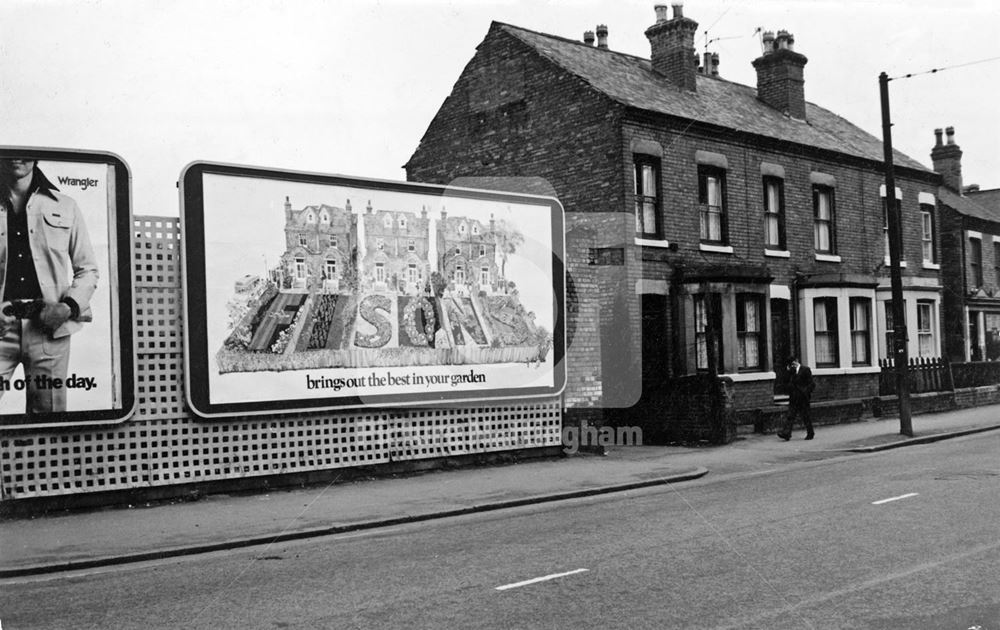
[320,210,330,224]
[813,297,839,367]
[970,236,983,287]
[813,185,836,253]
[479,244,486,257]
[294,258,306,280]
[921,205,935,263]
[736,294,764,370]
[408,239,415,252]
[306,211,316,224]
[399,216,407,229]
[882,198,901,260]
[472,224,480,235]
[375,262,385,283]
[698,166,727,244]
[331,236,338,248]
[459,223,467,235]
[407,263,418,283]
[763,177,785,249]
[917,301,935,357]
[325,259,337,279]
[693,293,723,371]
[455,265,465,284]
[298,235,308,247]
[480,266,490,285]
[376,238,385,251]
[383,215,392,229]
[634,156,660,237]
[994,241,1000,285]
[849,298,871,366]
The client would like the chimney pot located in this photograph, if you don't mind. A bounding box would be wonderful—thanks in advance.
[703,52,712,73]
[711,51,719,76]
[946,126,956,144]
[934,128,943,147]
[671,2,684,19]
[596,24,608,49]
[762,30,775,54]
[654,4,669,23]
[583,30,595,46]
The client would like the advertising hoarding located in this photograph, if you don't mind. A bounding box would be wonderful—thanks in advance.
[0,148,135,428]
[181,162,565,417]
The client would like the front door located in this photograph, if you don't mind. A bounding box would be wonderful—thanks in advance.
[770,298,791,396]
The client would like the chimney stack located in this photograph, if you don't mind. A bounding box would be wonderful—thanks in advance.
[645,2,699,91]
[583,30,595,46]
[596,24,608,49]
[711,52,719,76]
[752,28,808,119]
[931,126,964,193]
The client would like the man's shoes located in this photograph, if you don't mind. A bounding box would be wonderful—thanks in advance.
[777,433,791,441]
[805,433,814,440]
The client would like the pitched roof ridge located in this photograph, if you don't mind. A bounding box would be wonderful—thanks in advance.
[496,21,652,64]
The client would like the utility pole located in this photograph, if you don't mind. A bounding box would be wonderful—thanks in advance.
[879,71,913,437]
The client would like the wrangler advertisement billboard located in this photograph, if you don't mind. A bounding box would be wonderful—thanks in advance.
[0,147,135,428]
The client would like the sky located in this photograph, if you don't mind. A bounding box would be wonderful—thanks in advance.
[4,0,1000,218]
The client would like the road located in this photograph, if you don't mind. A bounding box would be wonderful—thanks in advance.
[2,432,999,629]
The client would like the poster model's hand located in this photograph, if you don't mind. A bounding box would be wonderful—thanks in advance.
[0,302,15,335]
[38,301,73,333]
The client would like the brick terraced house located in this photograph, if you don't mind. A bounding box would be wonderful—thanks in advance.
[933,127,1000,362]
[405,5,944,430]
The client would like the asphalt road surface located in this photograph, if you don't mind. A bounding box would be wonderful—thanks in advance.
[2,432,999,629]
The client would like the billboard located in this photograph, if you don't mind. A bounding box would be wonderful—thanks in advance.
[180,162,565,417]
[0,148,135,428]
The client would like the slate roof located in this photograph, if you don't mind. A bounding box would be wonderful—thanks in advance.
[498,22,932,174]
[939,187,1000,223]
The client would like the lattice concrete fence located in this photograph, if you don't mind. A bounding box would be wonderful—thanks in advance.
[0,217,562,502]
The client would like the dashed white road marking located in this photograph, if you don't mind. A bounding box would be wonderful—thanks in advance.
[872,492,919,505]
[495,568,589,591]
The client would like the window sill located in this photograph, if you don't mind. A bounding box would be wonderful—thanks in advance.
[815,253,842,263]
[812,366,882,376]
[764,249,791,258]
[725,371,776,382]
[883,258,908,267]
[699,243,734,254]
[635,237,671,248]
[922,262,941,270]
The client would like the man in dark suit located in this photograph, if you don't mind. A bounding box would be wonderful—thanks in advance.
[778,355,815,441]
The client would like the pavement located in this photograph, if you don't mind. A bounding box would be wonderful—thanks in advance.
[2,403,1000,578]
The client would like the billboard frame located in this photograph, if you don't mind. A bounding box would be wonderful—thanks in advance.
[180,161,566,418]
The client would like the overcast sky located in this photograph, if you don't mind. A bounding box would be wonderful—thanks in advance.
[4,0,999,216]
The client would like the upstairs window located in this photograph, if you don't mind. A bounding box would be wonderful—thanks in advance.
[408,239,415,252]
[921,204,936,263]
[970,236,984,287]
[813,185,836,254]
[319,210,330,224]
[383,215,393,229]
[306,211,316,224]
[634,156,661,238]
[698,166,727,244]
[763,177,785,249]
[883,196,903,262]
[813,297,839,367]
[298,235,308,248]
[994,241,1000,283]
[399,216,407,229]
[472,224,480,235]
